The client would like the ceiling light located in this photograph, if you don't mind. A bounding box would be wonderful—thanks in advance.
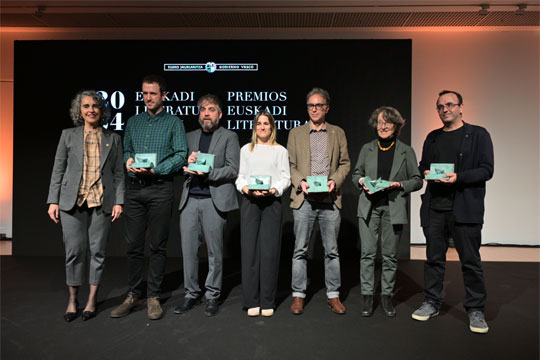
[515,4,527,15]
[479,4,490,16]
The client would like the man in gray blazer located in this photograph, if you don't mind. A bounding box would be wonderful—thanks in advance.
[175,94,240,317]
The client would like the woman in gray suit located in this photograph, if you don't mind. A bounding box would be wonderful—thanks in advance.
[47,90,124,321]
[352,106,422,317]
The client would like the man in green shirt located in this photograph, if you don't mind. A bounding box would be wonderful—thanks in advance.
[110,74,187,320]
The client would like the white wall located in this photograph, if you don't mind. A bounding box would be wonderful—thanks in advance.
[409,30,539,245]
[1,27,538,245]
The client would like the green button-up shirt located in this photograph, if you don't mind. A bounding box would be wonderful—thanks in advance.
[123,109,187,177]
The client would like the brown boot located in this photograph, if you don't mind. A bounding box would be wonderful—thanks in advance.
[110,292,139,318]
[290,296,304,315]
[147,297,163,320]
[327,297,346,314]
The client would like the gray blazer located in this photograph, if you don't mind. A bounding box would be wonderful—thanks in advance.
[179,126,240,213]
[47,126,125,213]
[351,139,422,224]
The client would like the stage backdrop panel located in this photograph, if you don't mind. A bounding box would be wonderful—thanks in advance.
[14,39,411,258]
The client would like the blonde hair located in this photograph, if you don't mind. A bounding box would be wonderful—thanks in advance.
[250,111,277,151]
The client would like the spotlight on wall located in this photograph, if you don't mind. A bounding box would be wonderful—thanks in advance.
[34,5,46,18]
[515,4,527,15]
[478,4,490,16]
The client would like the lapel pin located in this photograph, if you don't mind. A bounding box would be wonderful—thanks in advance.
[106,144,110,147]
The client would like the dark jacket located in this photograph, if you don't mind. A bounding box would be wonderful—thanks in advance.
[352,139,423,224]
[419,122,494,225]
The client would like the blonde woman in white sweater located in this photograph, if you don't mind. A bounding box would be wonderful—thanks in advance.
[236,111,291,317]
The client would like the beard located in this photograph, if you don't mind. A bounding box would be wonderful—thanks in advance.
[199,117,219,131]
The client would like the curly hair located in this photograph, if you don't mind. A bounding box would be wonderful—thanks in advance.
[368,106,406,136]
[70,90,110,126]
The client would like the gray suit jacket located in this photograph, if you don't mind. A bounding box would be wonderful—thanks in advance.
[47,126,125,213]
[179,126,240,213]
[351,139,422,224]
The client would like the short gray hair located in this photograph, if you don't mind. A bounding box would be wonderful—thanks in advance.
[306,87,330,105]
[70,90,110,126]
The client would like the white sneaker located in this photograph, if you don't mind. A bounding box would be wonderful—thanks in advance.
[247,307,260,317]
[261,309,274,317]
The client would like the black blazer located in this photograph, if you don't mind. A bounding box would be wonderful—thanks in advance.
[419,122,494,225]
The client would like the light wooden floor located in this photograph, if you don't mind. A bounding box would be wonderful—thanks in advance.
[411,245,540,262]
[1,241,538,261]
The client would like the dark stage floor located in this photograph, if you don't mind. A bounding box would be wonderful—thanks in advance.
[1,256,539,360]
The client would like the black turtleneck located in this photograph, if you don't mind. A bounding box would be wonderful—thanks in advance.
[189,130,214,198]
[377,135,396,180]
[370,135,397,207]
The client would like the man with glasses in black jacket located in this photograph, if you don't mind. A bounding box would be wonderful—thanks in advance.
[412,90,494,334]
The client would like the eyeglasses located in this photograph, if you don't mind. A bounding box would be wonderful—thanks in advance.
[436,102,460,112]
[307,103,327,111]
[377,120,394,128]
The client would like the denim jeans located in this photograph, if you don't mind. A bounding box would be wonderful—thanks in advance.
[292,201,341,299]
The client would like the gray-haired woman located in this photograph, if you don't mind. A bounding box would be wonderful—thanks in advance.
[352,106,422,317]
[47,90,124,321]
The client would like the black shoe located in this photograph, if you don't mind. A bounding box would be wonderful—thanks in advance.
[174,298,201,314]
[381,295,396,317]
[82,310,97,321]
[361,295,373,317]
[204,299,219,317]
[64,300,79,322]
[64,311,78,322]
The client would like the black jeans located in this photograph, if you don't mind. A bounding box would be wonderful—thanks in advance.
[124,179,173,298]
[423,209,487,312]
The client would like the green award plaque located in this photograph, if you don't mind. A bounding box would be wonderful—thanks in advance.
[363,176,393,194]
[425,163,455,180]
[248,175,272,190]
[131,153,157,168]
[307,176,329,193]
[187,153,215,173]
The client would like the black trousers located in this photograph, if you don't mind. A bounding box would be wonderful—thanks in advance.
[124,179,173,298]
[240,195,282,309]
[423,209,487,312]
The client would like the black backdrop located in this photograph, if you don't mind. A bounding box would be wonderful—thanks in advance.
[13,39,411,260]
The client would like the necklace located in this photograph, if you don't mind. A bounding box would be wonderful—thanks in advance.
[378,140,395,151]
